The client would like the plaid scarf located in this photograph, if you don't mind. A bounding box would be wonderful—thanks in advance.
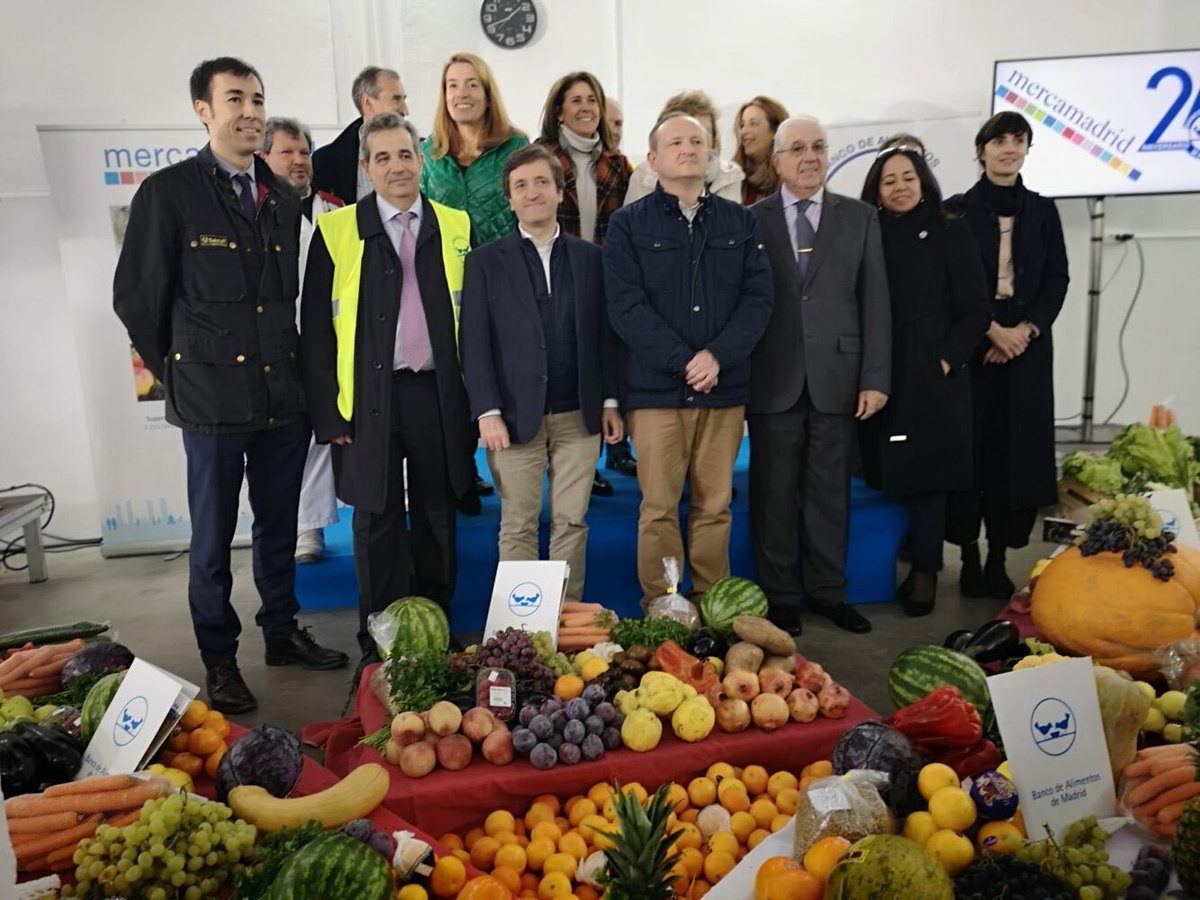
[540,140,630,245]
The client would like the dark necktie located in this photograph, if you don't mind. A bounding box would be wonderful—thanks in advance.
[793,198,815,279]
[233,173,256,223]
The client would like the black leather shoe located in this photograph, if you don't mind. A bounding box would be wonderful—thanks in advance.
[894,572,914,601]
[592,471,614,496]
[474,475,495,496]
[959,543,989,598]
[457,487,483,516]
[985,556,1016,600]
[901,573,937,617]
[606,456,638,477]
[813,603,872,634]
[206,662,257,714]
[769,606,803,637]
[265,627,350,671]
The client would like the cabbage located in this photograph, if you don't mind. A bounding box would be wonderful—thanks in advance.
[1108,423,1200,489]
[1061,452,1125,494]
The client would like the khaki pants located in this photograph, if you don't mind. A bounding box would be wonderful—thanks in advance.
[487,410,597,602]
[627,406,745,601]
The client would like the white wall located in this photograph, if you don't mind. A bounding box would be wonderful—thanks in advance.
[1,0,1198,537]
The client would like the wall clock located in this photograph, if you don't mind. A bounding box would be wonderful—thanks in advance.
[480,0,538,49]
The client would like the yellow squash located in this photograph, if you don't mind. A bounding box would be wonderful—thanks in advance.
[227,762,389,832]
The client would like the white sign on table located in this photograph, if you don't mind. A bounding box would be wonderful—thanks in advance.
[1148,488,1200,550]
[988,657,1116,840]
[482,561,569,646]
[77,658,198,779]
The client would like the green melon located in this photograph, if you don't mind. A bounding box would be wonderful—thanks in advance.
[267,832,395,900]
[699,577,768,631]
[376,596,450,660]
[825,833,953,899]
[887,644,991,716]
[81,670,126,743]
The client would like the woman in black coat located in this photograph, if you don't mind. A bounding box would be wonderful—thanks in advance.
[859,144,991,615]
[945,112,1070,599]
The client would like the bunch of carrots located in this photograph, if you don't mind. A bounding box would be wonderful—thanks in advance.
[4,773,170,874]
[1122,742,1200,838]
[0,638,85,698]
[557,601,616,651]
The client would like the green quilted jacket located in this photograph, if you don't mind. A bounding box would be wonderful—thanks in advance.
[419,133,529,245]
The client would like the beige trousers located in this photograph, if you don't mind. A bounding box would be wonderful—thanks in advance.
[627,406,745,601]
[486,410,597,602]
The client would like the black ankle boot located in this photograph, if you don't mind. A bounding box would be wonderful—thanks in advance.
[985,546,1016,599]
[959,542,988,597]
[894,571,915,601]
[902,572,937,617]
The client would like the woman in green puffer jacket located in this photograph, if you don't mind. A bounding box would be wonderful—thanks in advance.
[420,51,529,245]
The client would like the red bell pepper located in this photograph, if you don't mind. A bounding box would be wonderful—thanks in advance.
[651,640,719,695]
[886,685,983,751]
[934,738,1003,780]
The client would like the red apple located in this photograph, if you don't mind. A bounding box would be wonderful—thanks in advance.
[435,733,473,771]
[751,693,789,732]
[787,687,819,723]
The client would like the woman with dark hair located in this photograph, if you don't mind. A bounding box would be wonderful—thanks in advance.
[733,96,789,205]
[535,72,631,244]
[945,111,1070,598]
[859,144,990,615]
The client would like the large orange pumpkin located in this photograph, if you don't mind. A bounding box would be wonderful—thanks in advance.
[1031,545,1200,678]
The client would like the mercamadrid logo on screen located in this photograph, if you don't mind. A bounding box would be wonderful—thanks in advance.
[103,145,202,185]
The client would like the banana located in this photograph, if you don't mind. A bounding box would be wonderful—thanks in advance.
[227,762,390,831]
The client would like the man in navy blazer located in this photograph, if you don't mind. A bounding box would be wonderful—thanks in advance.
[460,144,623,602]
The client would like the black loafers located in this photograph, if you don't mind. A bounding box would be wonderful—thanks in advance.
[206,662,257,714]
[265,628,349,671]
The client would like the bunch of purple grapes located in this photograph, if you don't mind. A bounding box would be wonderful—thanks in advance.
[343,818,396,860]
[451,627,554,681]
[1077,504,1178,582]
[511,683,625,769]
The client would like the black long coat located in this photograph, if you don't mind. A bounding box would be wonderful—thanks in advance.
[948,180,1070,514]
[860,207,990,496]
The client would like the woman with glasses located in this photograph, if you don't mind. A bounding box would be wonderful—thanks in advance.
[859,144,990,615]
[944,112,1069,600]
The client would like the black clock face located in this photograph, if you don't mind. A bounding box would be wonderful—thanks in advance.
[480,0,537,49]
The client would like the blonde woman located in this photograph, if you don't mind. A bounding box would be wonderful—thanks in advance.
[732,96,789,205]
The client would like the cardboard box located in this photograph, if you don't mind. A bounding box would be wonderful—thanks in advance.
[1055,475,1110,524]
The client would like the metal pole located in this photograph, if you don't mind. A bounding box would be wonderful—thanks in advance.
[1080,196,1105,443]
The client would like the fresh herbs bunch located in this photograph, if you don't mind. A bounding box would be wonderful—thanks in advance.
[609,617,692,651]
[386,651,471,716]
[232,819,325,898]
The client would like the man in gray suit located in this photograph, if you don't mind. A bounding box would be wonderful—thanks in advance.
[749,116,890,635]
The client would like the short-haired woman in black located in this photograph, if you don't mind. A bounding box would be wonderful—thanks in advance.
[859,144,990,615]
[945,112,1070,599]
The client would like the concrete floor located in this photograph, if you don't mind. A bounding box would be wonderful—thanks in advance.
[0,537,1046,740]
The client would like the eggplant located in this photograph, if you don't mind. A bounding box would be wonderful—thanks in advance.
[963,620,1021,664]
[688,628,723,660]
[0,731,40,796]
[943,629,974,652]
[10,722,83,784]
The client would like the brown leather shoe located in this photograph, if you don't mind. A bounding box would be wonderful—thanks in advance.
[206,662,257,714]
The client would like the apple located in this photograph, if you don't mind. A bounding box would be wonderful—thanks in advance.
[391,711,426,746]
[758,669,794,697]
[384,737,404,765]
[787,687,819,724]
[398,740,437,778]
[715,697,751,733]
[436,733,474,771]
[427,700,463,737]
[722,670,760,703]
[481,729,515,765]
[461,707,497,743]
[750,693,789,732]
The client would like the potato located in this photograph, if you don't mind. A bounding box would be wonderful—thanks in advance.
[761,654,796,672]
[732,615,795,656]
[725,641,764,674]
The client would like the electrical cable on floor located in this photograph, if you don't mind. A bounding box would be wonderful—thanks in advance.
[1101,238,1146,426]
[1,482,101,572]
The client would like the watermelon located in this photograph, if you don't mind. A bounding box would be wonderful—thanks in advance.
[825,834,952,899]
[887,644,991,715]
[215,725,303,803]
[375,595,450,659]
[699,577,768,631]
[80,670,125,743]
[267,832,395,900]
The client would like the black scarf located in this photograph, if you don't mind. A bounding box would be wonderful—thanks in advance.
[974,173,1026,217]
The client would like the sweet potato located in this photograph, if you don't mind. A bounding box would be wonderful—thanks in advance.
[724,641,764,674]
[731,616,795,656]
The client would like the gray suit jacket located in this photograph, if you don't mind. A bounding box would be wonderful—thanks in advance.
[750,189,891,415]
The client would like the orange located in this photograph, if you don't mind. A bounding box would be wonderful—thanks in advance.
[526,802,555,830]
[689,879,711,899]
[495,831,520,847]
[803,760,833,779]
[622,782,648,804]
[589,821,618,852]
[707,762,736,782]
[747,828,771,850]
[543,852,577,878]
[754,856,802,900]
[458,875,511,900]
[703,850,736,884]
[670,860,691,894]
[769,814,791,833]
[537,872,573,899]
[555,816,571,834]
[558,831,588,861]
[764,870,823,900]
[494,842,528,874]
[170,752,203,779]
[470,836,502,870]
[741,765,769,796]
[568,798,597,827]
[766,771,798,799]
[563,794,586,817]
[398,886,429,900]
[465,827,485,850]
[775,788,799,816]
[688,777,717,807]
[179,699,208,731]
[491,867,523,895]
[530,821,563,844]
[486,810,517,837]
[534,793,562,815]
[187,727,223,757]
[429,855,467,897]
[575,887,600,900]
[730,810,756,843]
[750,798,779,830]
[718,783,750,814]
[601,797,617,821]
[674,821,702,850]
[802,836,851,883]
[439,833,465,852]
[526,837,557,872]
[577,814,609,846]
[453,848,471,865]
[522,873,540,891]
[679,808,699,825]
[203,741,227,779]
[554,674,584,701]
[665,781,690,813]
[166,729,190,753]
[587,782,614,808]
[678,846,704,878]
[708,831,739,858]
[203,710,231,739]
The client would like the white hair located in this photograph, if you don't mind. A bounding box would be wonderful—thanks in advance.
[774,116,825,152]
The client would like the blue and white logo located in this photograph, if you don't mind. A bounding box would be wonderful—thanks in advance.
[114,695,149,747]
[1186,110,1200,161]
[508,582,543,617]
[1030,697,1076,756]
[1155,506,1180,538]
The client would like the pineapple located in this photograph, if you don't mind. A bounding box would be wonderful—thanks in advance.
[600,782,684,899]
[1175,791,1200,895]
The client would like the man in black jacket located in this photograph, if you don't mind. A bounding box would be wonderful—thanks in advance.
[603,114,773,604]
[113,57,348,714]
[312,66,408,206]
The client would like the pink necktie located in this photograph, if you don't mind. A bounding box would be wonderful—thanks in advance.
[396,211,431,371]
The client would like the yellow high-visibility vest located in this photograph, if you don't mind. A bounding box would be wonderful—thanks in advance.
[316,198,470,420]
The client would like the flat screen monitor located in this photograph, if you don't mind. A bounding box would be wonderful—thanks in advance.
[992,49,1200,197]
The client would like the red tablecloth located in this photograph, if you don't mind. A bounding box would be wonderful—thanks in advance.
[303,665,881,836]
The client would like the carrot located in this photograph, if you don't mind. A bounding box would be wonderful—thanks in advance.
[0,644,55,684]
[27,661,67,679]
[41,774,137,798]
[1135,743,1194,760]
[1154,820,1178,839]
[559,613,602,628]
[1124,758,1154,778]
[15,814,102,864]
[6,780,165,818]
[561,602,603,613]
[1150,748,1198,776]
[6,811,83,833]
[1127,765,1195,806]
[1143,780,1200,817]
[557,626,611,636]
[103,808,143,828]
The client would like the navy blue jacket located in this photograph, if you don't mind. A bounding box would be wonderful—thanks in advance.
[603,185,773,409]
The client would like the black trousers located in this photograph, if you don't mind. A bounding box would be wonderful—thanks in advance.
[749,390,853,610]
[906,491,946,574]
[181,420,308,669]
[353,370,457,653]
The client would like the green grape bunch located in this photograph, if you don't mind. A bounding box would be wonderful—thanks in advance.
[1076,494,1178,581]
[1009,816,1132,900]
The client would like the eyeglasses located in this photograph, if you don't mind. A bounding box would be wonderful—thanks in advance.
[776,141,828,157]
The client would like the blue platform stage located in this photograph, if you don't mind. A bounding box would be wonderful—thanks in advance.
[294,439,908,626]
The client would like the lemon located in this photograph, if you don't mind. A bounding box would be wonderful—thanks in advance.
[976,820,1022,853]
[925,828,974,875]
[996,760,1013,782]
[902,810,937,846]
[917,762,961,800]
[927,786,977,832]
[1143,706,1167,733]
